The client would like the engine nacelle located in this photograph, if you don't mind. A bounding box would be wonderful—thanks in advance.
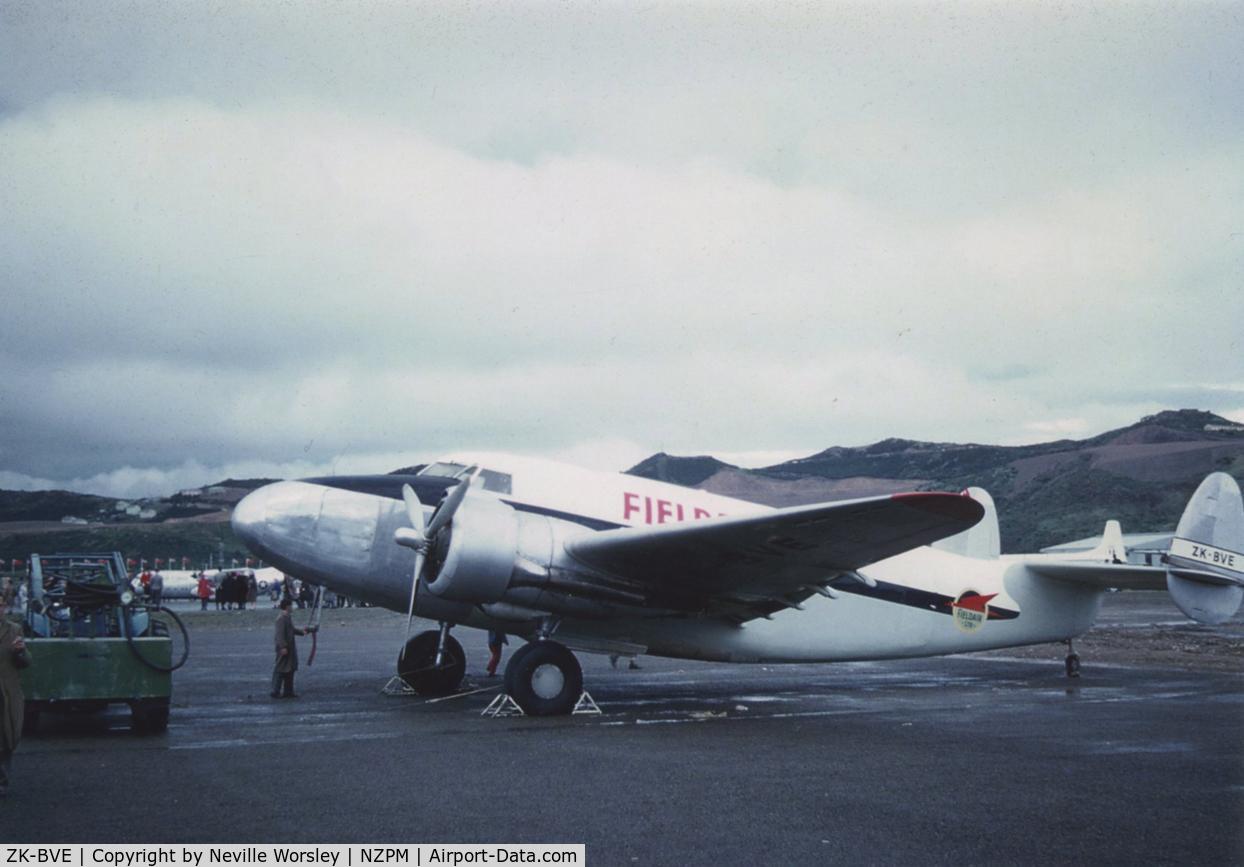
[424,495,520,604]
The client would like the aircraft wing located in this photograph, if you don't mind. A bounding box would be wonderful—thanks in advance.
[564,492,983,611]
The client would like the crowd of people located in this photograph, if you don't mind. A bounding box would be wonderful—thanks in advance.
[130,568,362,610]
[212,570,258,610]
[1,567,366,614]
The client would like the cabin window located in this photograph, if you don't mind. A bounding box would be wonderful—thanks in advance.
[477,469,512,494]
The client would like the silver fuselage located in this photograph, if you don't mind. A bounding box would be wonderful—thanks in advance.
[232,469,1104,663]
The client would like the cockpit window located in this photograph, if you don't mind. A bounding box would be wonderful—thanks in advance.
[417,462,512,494]
[476,469,512,495]
[419,462,468,479]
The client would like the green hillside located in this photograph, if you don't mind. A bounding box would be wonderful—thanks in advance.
[0,520,251,567]
[628,410,1244,553]
[3,411,1241,564]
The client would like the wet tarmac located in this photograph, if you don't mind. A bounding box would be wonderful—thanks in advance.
[4,594,1242,865]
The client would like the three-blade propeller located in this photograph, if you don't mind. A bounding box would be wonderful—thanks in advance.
[394,468,479,656]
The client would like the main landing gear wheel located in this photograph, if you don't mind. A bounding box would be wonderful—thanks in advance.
[131,697,170,733]
[397,630,466,696]
[504,641,583,716]
[1065,653,1081,678]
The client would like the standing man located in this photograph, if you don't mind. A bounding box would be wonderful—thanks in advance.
[0,594,33,797]
[148,570,164,608]
[271,598,314,699]
[485,630,508,677]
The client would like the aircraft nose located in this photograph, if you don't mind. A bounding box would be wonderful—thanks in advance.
[232,486,265,538]
[231,481,321,567]
[231,483,274,553]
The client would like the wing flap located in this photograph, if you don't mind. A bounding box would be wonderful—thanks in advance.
[565,491,983,603]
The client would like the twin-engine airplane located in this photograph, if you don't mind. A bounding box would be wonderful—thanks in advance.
[231,454,1244,715]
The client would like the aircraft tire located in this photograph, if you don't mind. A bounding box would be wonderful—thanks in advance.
[397,630,466,696]
[502,642,538,697]
[505,641,582,716]
[131,698,170,734]
[1065,653,1081,678]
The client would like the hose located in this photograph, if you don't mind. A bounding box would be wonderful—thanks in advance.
[124,604,191,672]
[303,585,324,666]
[42,576,122,609]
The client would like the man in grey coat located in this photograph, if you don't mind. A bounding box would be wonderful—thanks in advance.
[1,594,33,797]
[271,597,313,699]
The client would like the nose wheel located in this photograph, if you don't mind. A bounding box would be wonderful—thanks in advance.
[1064,639,1081,678]
[504,640,583,716]
[398,629,466,696]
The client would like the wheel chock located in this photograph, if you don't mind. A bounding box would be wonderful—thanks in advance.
[572,691,602,715]
[482,694,526,717]
[381,675,416,696]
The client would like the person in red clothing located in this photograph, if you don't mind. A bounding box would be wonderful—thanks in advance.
[485,630,508,677]
[196,572,212,611]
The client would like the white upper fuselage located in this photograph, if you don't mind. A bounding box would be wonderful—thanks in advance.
[435,451,768,528]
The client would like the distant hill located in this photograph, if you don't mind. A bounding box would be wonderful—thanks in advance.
[0,489,116,524]
[2,411,1241,565]
[626,410,1244,552]
[626,454,737,487]
[212,478,280,492]
[0,478,277,566]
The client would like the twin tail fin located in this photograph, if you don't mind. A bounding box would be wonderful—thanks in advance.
[1166,472,1244,624]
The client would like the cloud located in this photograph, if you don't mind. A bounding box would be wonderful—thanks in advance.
[0,6,1241,491]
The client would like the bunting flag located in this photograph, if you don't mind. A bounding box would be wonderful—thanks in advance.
[154,558,164,567]
[182,556,190,568]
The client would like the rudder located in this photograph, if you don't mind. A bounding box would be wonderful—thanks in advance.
[1166,472,1244,624]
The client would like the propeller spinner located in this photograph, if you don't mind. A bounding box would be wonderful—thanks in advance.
[394,468,479,655]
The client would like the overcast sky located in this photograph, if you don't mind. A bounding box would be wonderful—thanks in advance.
[2,2,1242,498]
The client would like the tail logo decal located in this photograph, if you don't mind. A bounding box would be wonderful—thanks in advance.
[948,590,997,633]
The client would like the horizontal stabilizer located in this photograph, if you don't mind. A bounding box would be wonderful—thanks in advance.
[1027,474,1244,625]
[1027,560,1166,591]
